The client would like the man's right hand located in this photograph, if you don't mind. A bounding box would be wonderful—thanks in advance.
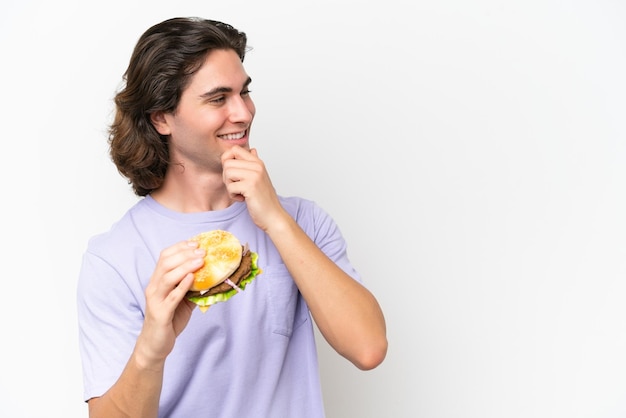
[137,240,205,367]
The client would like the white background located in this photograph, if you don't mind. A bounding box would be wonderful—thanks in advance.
[1,1,625,417]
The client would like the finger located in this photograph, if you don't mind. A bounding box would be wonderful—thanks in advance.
[221,146,241,164]
[224,145,257,162]
[221,147,235,164]
[149,256,203,314]
[222,177,246,201]
[167,251,204,285]
[152,243,205,293]
[158,239,199,262]
[166,272,196,306]
[158,243,203,276]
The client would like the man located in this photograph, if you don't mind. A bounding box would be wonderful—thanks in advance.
[77,17,387,418]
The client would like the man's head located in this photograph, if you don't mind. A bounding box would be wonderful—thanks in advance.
[109,17,248,196]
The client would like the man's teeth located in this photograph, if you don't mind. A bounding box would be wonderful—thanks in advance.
[220,131,245,140]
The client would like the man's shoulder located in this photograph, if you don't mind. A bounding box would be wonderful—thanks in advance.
[278,195,317,212]
[85,198,151,254]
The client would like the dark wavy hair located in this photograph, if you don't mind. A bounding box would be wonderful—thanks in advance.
[108,17,248,196]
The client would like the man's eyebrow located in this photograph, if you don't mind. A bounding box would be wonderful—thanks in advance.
[200,77,252,98]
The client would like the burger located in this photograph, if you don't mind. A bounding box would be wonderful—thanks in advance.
[185,230,262,313]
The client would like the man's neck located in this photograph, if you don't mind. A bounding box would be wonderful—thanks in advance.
[150,170,234,213]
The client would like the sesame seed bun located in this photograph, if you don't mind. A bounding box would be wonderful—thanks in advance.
[189,230,243,292]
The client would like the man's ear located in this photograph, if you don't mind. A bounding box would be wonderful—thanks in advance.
[150,111,171,135]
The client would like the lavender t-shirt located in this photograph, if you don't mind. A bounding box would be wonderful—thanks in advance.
[77,195,360,418]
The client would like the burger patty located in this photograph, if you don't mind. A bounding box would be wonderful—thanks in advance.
[186,249,252,298]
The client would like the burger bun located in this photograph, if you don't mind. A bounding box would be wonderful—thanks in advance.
[190,230,243,292]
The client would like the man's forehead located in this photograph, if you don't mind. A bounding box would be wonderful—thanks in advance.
[191,50,250,89]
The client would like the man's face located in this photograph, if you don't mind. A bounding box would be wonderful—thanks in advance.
[154,48,256,173]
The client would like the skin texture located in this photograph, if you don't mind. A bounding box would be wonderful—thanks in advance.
[88,48,387,418]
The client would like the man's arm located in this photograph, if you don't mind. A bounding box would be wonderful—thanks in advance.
[88,351,164,418]
[266,213,388,370]
[87,241,202,418]
[222,146,388,369]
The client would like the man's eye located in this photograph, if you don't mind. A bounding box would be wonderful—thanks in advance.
[241,89,251,97]
[210,96,226,104]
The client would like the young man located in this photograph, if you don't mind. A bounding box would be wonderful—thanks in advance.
[77,17,387,418]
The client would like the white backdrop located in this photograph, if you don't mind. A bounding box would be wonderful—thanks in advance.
[1,1,625,417]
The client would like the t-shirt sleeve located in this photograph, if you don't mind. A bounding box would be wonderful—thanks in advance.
[76,250,145,401]
[307,200,363,284]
